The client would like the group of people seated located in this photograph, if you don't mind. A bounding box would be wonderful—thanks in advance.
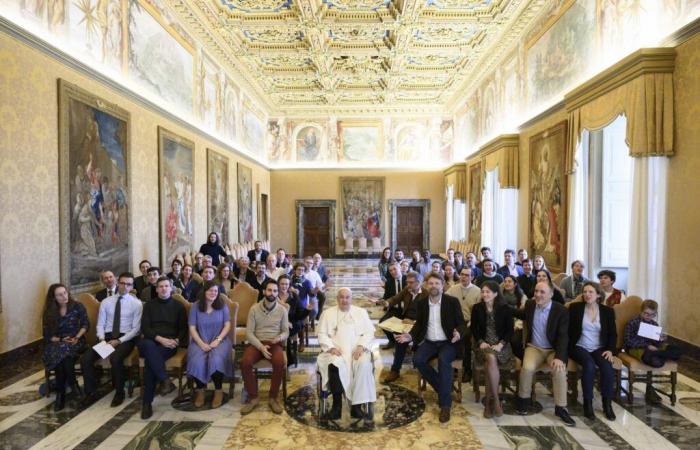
[41,235,331,419]
[373,246,681,424]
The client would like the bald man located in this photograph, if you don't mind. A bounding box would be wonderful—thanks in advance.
[317,287,376,420]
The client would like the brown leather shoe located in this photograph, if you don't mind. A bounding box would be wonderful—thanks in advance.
[159,380,176,396]
[269,397,283,414]
[240,397,259,415]
[382,370,400,384]
[193,389,205,408]
[439,407,451,423]
[483,397,493,419]
[211,390,223,409]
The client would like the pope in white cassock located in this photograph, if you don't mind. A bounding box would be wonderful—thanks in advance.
[317,287,376,420]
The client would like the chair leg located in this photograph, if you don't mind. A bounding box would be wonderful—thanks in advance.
[177,368,183,396]
[282,370,288,400]
[615,369,622,403]
[44,369,51,398]
[139,366,145,398]
[670,371,677,406]
[628,371,635,405]
[473,368,481,402]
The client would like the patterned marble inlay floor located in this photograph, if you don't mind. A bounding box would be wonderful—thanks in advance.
[1,259,700,449]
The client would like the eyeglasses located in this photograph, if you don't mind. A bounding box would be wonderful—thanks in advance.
[118,281,133,286]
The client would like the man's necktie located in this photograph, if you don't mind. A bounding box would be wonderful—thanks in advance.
[112,296,122,339]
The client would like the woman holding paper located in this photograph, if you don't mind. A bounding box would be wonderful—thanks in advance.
[568,282,617,420]
[42,283,89,411]
[187,281,234,409]
[470,281,514,418]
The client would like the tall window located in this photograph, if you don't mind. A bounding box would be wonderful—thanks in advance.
[446,184,467,244]
[481,168,517,260]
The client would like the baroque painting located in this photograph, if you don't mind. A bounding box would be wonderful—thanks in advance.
[158,127,194,268]
[340,177,384,241]
[529,121,568,273]
[296,126,322,161]
[207,149,229,244]
[467,161,482,248]
[394,123,428,161]
[339,121,383,162]
[526,0,596,107]
[242,102,265,156]
[237,163,254,243]
[58,79,131,291]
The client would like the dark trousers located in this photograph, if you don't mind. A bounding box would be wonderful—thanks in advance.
[570,346,615,400]
[462,329,472,374]
[240,342,285,399]
[194,371,223,390]
[642,345,682,368]
[137,339,177,404]
[54,357,77,393]
[81,335,136,395]
[391,342,410,373]
[381,307,401,343]
[317,291,327,317]
[327,364,344,395]
[414,340,457,408]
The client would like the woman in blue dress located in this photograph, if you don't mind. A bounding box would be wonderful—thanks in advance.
[42,283,88,411]
[187,281,233,408]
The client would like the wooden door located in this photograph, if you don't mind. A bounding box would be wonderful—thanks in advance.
[396,206,424,251]
[302,207,330,257]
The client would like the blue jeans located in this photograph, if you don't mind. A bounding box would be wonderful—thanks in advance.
[569,346,615,401]
[138,339,177,404]
[414,340,457,408]
[391,342,409,373]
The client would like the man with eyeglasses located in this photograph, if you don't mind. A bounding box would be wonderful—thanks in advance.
[80,272,143,407]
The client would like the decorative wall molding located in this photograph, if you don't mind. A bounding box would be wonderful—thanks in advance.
[388,199,431,252]
[295,200,337,258]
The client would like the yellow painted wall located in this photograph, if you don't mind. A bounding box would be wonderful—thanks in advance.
[0,33,270,353]
[270,169,446,255]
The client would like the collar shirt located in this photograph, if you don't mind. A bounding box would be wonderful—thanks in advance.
[97,293,143,342]
[532,300,553,349]
[427,297,448,341]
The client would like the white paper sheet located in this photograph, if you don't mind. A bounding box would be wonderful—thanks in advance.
[638,322,662,341]
[93,340,115,359]
[378,316,414,334]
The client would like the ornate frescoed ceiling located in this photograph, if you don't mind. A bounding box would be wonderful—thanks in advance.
[177,0,546,114]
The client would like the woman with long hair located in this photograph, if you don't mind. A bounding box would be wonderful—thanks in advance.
[534,270,565,304]
[178,264,200,302]
[532,255,550,274]
[502,275,527,310]
[378,247,393,282]
[470,281,514,418]
[42,283,88,411]
[215,263,235,293]
[187,281,233,409]
[199,232,228,266]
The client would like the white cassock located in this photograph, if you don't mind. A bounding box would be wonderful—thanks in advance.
[317,305,377,405]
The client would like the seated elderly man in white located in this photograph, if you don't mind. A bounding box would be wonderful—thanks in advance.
[317,287,376,420]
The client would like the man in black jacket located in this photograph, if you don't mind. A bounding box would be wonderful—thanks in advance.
[247,240,269,264]
[378,263,408,350]
[514,281,575,426]
[95,270,118,301]
[396,272,467,423]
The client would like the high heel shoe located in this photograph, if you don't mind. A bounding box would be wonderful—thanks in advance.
[602,398,616,421]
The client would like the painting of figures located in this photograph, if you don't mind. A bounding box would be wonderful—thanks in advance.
[158,127,194,268]
[199,53,219,132]
[242,103,265,156]
[67,0,123,69]
[529,121,568,273]
[296,126,322,161]
[267,119,289,162]
[222,76,238,140]
[58,79,131,291]
[340,177,384,241]
[340,121,383,162]
[128,0,193,113]
[526,0,596,107]
[207,149,229,244]
[467,162,482,248]
[237,163,254,243]
[394,123,428,161]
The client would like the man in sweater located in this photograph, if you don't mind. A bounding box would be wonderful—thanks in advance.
[446,267,481,382]
[137,276,188,419]
[560,260,589,302]
[240,280,289,415]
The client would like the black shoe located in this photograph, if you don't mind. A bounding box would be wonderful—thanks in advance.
[602,398,616,421]
[516,397,530,415]
[439,407,451,423]
[583,399,595,420]
[141,403,153,420]
[350,404,364,419]
[54,392,66,412]
[159,380,176,396]
[323,400,342,420]
[555,406,576,426]
[111,391,125,407]
[645,385,662,405]
[461,370,472,383]
[80,392,98,408]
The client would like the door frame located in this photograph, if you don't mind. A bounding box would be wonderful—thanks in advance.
[388,199,431,251]
[296,200,336,258]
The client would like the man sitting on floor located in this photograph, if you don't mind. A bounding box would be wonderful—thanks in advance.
[317,287,376,420]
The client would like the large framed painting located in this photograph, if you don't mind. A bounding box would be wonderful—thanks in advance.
[58,79,131,292]
[257,184,269,241]
[207,149,229,244]
[467,161,483,248]
[339,121,383,162]
[340,177,385,240]
[158,127,195,268]
[295,125,322,162]
[237,163,254,243]
[529,121,568,273]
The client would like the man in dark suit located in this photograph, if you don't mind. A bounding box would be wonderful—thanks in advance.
[517,259,537,298]
[396,272,467,423]
[95,270,118,301]
[247,241,269,264]
[377,263,408,350]
[133,260,151,294]
[497,249,525,278]
[513,281,575,426]
[139,267,161,302]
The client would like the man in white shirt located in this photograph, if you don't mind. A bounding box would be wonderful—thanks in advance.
[446,268,481,382]
[81,272,143,407]
[317,287,376,421]
[265,254,288,281]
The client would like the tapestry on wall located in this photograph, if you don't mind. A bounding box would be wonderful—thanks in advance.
[340,177,385,241]
[207,149,229,244]
[237,163,254,243]
[158,127,195,268]
[467,161,483,249]
[58,79,131,291]
[529,120,568,273]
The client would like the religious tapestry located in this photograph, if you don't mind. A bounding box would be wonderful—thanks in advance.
[237,163,254,242]
[207,149,229,244]
[467,161,483,249]
[340,177,385,240]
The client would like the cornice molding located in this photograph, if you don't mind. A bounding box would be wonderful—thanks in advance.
[442,162,467,177]
[564,48,676,112]
[477,133,520,158]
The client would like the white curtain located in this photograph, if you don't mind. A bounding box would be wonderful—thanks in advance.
[481,167,518,260]
[445,185,454,247]
[567,131,591,275]
[453,200,466,241]
[481,169,495,253]
[627,156,668,315]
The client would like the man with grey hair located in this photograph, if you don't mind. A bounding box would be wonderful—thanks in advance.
[317,287,376,420]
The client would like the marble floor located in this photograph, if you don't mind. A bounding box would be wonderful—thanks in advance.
[2,259,700,449]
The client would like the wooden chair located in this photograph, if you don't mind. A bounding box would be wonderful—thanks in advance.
[418,358,464,402]
[615,296,678,405]
[552,273,566,288]
[251,302,290,400]
[222,299,240,398]
[192,272,203,284]
[230,282,259,345]
[138,294,191,397]
[471,350,519,402]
